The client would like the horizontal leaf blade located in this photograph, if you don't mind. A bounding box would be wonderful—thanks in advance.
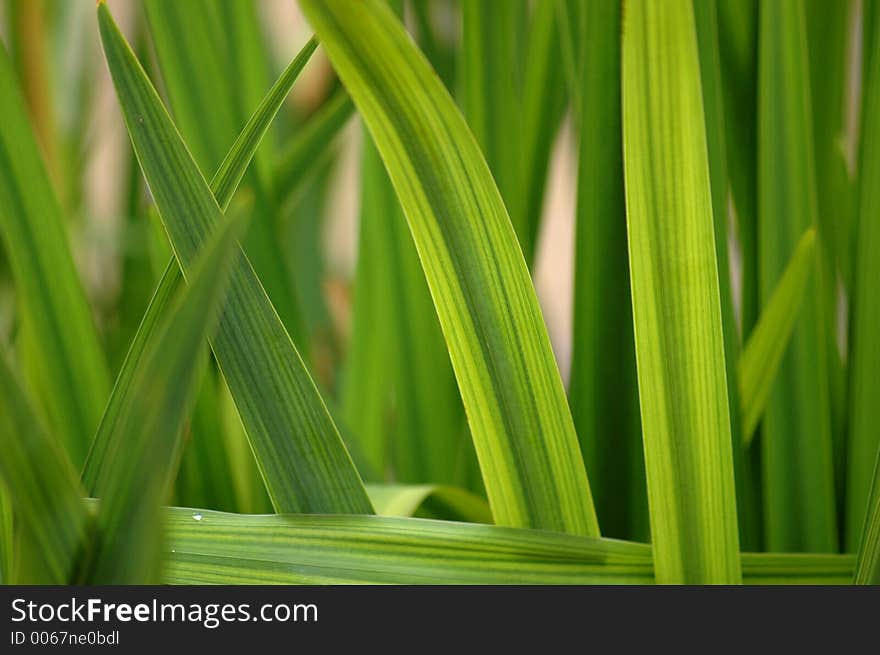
[161,508,854,585]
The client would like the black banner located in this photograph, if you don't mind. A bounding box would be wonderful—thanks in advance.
[1,586,877,650]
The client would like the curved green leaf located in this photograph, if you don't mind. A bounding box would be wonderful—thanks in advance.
[298,0,598,536]
[97,3,372,515]
[622,0,741,583]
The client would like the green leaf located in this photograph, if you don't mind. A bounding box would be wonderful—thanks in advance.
[84,209,242,584]
[622,0,741,582]
[210,37,318,208]
[0,351,88,584]
[299,0,598,536]
[569,0,646,541]
[164,508,649,584]
[849,0,880,557]
[0,43,109,467]
[367,484,491,524]
[83,36,320,497]
[758,0,837,552]
[97,3,372,515]
[145,0,307,348]
[739,228,816,443]
[161,508,853,585]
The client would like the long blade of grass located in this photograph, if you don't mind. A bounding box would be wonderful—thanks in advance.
[622,0,741,583]
[83,35,320,494]
[0,352,88,584]
[569,0,646,541]
[739,228,817,443]
[366,484,491,524]
[144,0,306,348]
[165,509,648,585]
[848,0,880,555]
[97,3,372,514]
[84,210,242,584]
[299,0,598,535]
[0,43,109,467]
[161,508,854,585]
[758,0,837,552]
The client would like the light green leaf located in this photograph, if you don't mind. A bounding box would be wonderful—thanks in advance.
[758,0,837,552]
[0,351,88,584]
[161,508,853,585]
[622,0,741,582]
[366,484,491,524]
[299,0,598,535]
[84,209,242,584]
[97,3,372,515]
[738,227,816,443]
[0,43,109,467]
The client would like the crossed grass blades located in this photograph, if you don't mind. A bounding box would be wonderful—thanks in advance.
[0,0,877,584]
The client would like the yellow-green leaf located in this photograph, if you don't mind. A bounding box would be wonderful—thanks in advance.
[622,0,741,583]
[298,0,598,536]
